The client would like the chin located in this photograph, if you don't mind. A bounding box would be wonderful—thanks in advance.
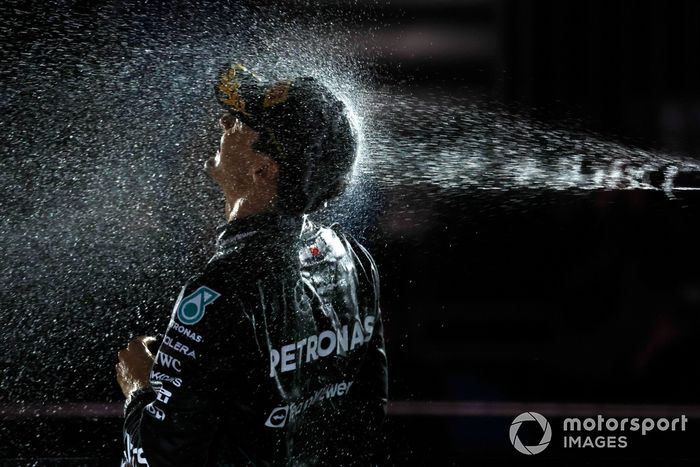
[204,158,216,174]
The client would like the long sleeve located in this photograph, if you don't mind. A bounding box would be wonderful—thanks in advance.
[122,271,233,467]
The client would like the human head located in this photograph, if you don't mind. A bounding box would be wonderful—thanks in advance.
[214,64,358,215]
[204,113,279,221]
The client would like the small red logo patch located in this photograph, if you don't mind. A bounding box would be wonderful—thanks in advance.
[309,245,320,257]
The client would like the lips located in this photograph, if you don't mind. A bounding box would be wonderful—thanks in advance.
[204,156,217,172]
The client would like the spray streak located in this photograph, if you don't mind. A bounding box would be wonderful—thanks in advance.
[357,91,700,194]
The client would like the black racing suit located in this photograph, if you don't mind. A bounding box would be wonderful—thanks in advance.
[122,212,388,466]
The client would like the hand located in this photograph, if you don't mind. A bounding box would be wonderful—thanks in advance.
[116,336,158,399]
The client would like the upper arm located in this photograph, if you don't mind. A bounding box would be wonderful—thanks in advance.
[123,269,236,466]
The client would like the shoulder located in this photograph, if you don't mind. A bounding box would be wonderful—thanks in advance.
[184,260,232,293]
[203,228,296,294]
[168,262,251,347]
[330,222,376,261]
[308,219,380,284]
[175,258,247,319]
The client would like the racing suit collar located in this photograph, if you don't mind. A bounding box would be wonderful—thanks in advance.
[215,210,304,252]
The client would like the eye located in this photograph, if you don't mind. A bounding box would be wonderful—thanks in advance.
[219,113,235,129]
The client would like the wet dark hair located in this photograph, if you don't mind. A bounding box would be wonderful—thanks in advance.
[216,65,358,214]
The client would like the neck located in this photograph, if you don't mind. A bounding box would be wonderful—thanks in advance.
[224,191,277,223]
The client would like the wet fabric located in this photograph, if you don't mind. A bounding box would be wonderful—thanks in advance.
[121,211,388,466]
[215,64,358,214]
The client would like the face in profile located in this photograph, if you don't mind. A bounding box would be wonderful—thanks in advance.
[205,114,271,198]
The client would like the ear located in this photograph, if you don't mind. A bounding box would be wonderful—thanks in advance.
[253,157,279,183]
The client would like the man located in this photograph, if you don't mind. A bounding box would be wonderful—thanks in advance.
[116,64,388,466]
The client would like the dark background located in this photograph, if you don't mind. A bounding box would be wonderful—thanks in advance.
[2,0,700,465]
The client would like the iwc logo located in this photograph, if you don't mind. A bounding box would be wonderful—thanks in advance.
[510,412,552,455]
[176,286,221,325]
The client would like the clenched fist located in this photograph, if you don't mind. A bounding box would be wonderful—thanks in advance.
[116,336,158,398]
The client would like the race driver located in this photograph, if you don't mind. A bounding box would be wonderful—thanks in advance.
[116,64,388,466]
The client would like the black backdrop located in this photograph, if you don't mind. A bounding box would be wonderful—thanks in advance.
[2,0,700,465]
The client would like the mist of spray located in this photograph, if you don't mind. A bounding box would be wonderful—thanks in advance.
[1,0,698,403]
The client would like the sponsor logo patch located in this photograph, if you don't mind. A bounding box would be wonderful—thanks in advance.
[269,317,375,377]
[265,406,289,428]
[176,286,221,325]
[170,322,203,343]
[157,352,182,373]
[123,433,150,466]
[264,380,354,429]
[150,372,182,388]
[162,335,196,359]
[145,403,165,421]
[156,387,173,405]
